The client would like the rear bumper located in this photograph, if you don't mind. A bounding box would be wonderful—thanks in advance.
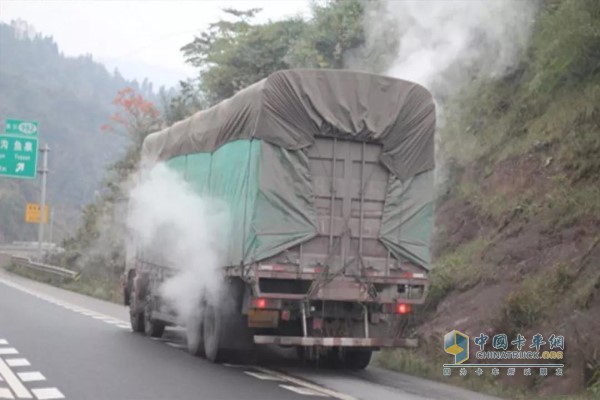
[254,335,418,348]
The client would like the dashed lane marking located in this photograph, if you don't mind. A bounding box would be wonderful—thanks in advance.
[0,388,13,399]
[280,385,330,397]
[16,372,45,382]
[0,340,63,399]
[5,359,30,368]
[0,357,32,399]
[30,388,64,400]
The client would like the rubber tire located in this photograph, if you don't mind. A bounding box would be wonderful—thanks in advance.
[203,304,223,363]
[144,296,166,338]
[129,281,144,333]
[343,349,372,370]
[186,308,204,357]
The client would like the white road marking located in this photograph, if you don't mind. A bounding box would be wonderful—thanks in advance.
[30,388,64,400]
[0,349,18,356]
[5,359,30,368]
[0,340,8,345]
[280,385,330,397]
[244,371,283,381]
[0,277,130,331]
[0,388,14,399]
[165,342,186,349]
[0,358,32,398]
[254,367,357,400]
[79,312,95,316]
[102,320,122,325]
[17,372,45,382]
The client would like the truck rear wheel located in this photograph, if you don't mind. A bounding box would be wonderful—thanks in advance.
[143,296,165,338]
[203,304,223,362]
[129,281,144,333]
[343,349,372,370]
[186,308,204,357]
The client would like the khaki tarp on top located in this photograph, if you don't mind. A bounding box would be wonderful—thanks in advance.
[142,69,435,182]
[142,69,436,270]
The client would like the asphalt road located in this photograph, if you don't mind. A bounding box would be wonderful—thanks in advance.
[0,269,498,400]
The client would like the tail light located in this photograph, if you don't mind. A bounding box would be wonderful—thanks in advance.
[250,298,282,309]
[396,303,411,315]
[254,298,267,309]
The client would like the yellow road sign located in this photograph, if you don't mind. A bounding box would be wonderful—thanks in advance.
[25,203,48,223]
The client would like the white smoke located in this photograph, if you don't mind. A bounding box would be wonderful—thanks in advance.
[126,164,229,324]
[378,0,538,95]
[350,0,538,188]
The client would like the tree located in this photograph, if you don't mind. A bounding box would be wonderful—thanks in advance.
[286,0,370,69]
[181,8,306,104]
[160,79,206,126]
[176,1,390,110]
[100,87,161,146]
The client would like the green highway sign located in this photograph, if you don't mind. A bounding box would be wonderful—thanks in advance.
[5,119,39,136]
[1,118,40,179]
[0,133,39,179]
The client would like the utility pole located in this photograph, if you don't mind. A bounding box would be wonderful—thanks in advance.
[37,144,49,260]
[49,208,54,245]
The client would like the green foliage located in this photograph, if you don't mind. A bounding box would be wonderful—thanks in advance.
[286,0,369,69]
[439,0,600,168]
[528,0,600,94]
[181,8,305,104]
[542,175,600,231]
[376,349,434,377]
[177,1,380,107]
[160,80,206,125]
[503,262,576,329]
[8,263,121,303]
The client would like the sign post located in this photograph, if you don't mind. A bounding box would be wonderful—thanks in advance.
[37,144,49,259]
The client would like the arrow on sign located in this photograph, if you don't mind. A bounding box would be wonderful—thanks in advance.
[15,163,25,172]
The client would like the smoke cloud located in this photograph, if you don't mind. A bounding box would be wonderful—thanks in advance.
[372,0,538,96]
[126,164,229,324]
[349,0,538,188]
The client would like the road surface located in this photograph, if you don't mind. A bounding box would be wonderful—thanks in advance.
[0,268,498,400]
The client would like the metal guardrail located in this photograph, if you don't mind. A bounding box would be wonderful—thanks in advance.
[10,255,80,281]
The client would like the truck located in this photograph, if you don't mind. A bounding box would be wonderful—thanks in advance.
[123,69,436,369]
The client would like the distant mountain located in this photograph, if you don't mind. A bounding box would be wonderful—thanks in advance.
[0,21,159,243]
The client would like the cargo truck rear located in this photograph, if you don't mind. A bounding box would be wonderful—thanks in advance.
[123,69,436,369]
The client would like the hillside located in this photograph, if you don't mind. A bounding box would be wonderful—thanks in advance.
[0,20,158,243]
[382,1,600,398]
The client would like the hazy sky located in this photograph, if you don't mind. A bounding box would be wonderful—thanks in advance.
[0,0,310,88]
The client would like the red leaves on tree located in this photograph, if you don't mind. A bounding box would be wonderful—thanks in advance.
[101,87,160,142]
